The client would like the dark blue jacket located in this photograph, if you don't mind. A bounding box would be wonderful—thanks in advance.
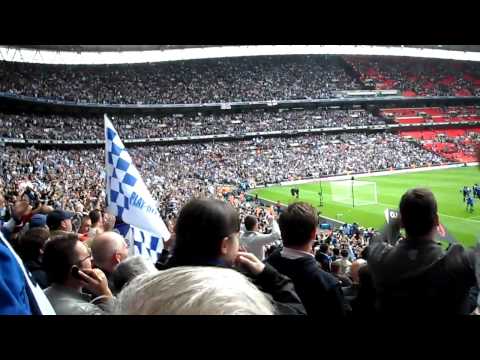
[266,249,346,317]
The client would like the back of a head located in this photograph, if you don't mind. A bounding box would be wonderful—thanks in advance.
[17,227,50,262]
[399,188,438,239]
[90,231,124,269]
[46,210,63,231]
[244,215,257,232]
[173,199,240,264]
[333,248,340,256]
[279,202,318,247]
[350,259,367,284]
[112,255,157,293]
[319,243,329,254]
[340,249,349,258]
[42,233,79,284]
[331,261,341,274]
[116,266,275,315]
[89,209,102,226]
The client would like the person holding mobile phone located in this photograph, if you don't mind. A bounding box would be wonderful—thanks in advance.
[43,233,115,315]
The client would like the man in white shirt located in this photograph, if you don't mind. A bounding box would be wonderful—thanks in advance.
[240,214,281,261]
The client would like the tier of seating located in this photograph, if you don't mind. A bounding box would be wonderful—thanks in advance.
[345,56,480,97]
[400,127,480,162]
[382,106,480,125]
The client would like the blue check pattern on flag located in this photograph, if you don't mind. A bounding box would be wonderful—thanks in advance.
[105,115,170,261]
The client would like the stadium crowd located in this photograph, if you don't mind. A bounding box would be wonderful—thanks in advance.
[345,56,480,97]
[0,56,362,104]
[0,109,385,140]
[0,132,446,220]
[2,186,479,315]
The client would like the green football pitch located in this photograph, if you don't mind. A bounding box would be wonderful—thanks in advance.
[250,167,480,248]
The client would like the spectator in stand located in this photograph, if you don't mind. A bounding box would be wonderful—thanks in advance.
[88,209,104,238]
[16,227,50,289]
[116,266,275,315]
[29,214,48,230]
[240,215,281,261]
[78,215,91,242]
[43,233,115,315]
[46,210,73,237]
[331,261,353,288]
[166,199,306,315]
[1,199,32,247]
[333,249,352,277]
[331,247,341,262]
[368,188,479,315]
[90,231,129,293]
[350,263,377,316]
[111,255,158,294]
[315,243,332,272]
[266,202,347,317]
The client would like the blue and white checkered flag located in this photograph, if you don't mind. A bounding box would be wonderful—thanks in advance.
[105,115,170,260]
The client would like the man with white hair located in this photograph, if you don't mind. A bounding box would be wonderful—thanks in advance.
[111,255,157,294]
[115,266,275,315]
[90,231,129,293]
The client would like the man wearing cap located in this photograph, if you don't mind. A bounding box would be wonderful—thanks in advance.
[29,214,48,230]
[47,209,74,236]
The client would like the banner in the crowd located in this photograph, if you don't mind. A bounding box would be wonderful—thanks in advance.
[384,208,456,244]
[105,115,170,259]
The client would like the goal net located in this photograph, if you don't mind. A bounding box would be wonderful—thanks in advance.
[329,180,378,206]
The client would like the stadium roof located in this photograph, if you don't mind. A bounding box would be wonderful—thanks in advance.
[9,45,214,52]
[10,45,480,53]
[2,45,480,65]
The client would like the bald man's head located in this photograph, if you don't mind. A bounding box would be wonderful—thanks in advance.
[91,231,129,274]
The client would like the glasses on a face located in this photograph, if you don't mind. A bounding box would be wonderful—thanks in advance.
[77,249,92,264]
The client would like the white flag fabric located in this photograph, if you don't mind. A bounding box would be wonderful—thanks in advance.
[104,115,170,260]
[125,226,164,263]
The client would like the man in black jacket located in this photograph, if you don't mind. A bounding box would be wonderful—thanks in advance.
[368,188,479,315]
[165,199,306,315]
[266,202,347,317]
[315,243,332,272]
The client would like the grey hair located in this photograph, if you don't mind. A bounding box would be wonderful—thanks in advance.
[115,266,275,315]
[111,255,158,293]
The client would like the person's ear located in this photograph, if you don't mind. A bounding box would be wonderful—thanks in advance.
[434,213,440,226]
[220,236,230,256]
[310,228,317,241]
[113,252,122,264]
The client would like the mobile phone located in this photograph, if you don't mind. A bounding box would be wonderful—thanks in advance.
[71,266,83,280]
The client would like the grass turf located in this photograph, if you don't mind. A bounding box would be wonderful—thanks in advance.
[250,166,480,248]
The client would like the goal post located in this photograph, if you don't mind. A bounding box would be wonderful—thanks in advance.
[329,180,378,207]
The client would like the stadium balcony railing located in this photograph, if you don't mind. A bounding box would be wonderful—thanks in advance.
[0,91,479,116]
